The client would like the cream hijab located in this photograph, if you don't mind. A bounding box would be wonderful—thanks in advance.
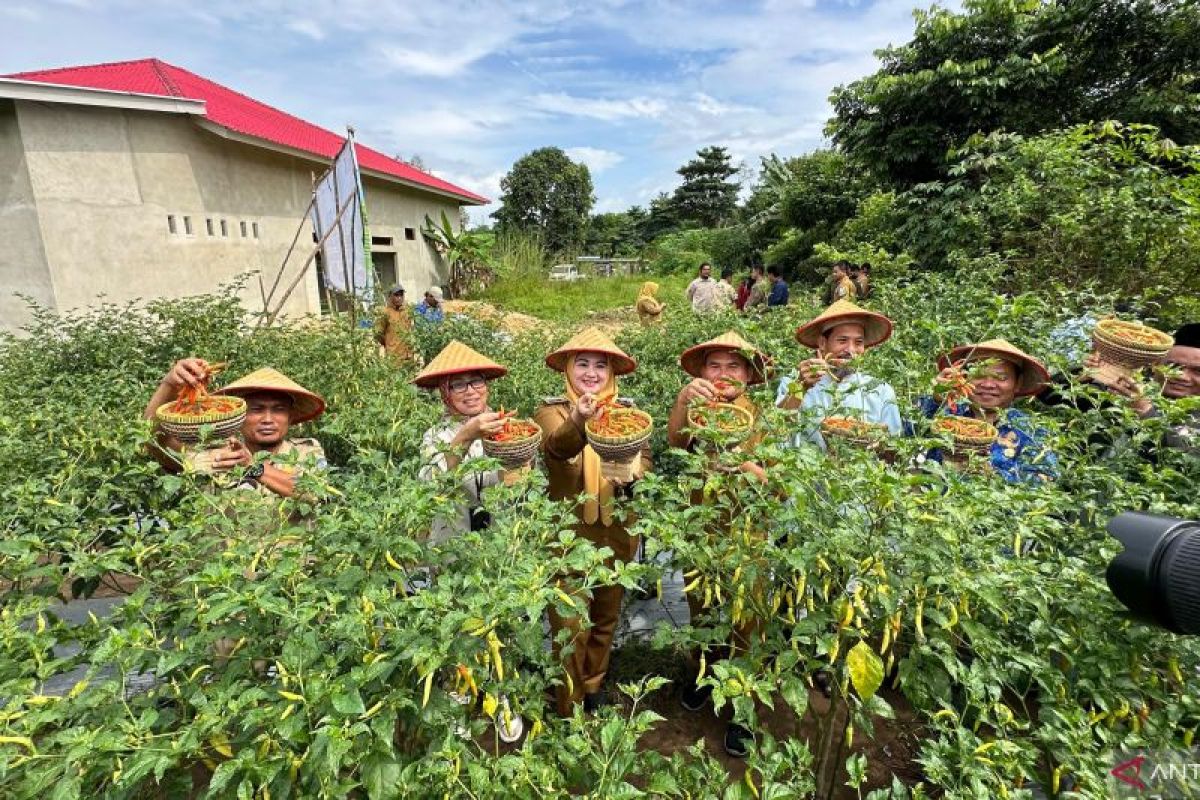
[564,354,619,526]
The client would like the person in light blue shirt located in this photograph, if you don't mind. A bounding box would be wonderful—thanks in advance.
[416,286,445,324]
[776,300,899,449]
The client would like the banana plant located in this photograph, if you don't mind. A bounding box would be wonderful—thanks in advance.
[421,211,494,299]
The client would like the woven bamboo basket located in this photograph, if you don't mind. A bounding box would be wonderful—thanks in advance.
[156,397,247,444]
[586,409,653,482]
[1092,319,1172,371]
[687,403,754,446]
[481,423,542,469]
[933,416,996,469]
[821,416,888,447]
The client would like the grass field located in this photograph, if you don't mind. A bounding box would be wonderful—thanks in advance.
[476,272,693,321]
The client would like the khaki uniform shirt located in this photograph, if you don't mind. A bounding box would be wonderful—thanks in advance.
[374,306,415,361]
[745,280,769,310]
[184,438,326,498]
[533,398,651,564]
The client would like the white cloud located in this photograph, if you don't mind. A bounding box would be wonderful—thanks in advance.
[0,6,39,21]
[528,92,667,121]
[690,92,757,117]
[565,147,624,173]
[286,18,325,41]
[431,168,506,222]
[376,45,491,78]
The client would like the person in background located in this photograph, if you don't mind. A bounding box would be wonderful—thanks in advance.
[776,300,901,448]
[716,267,738,311]
[735,269,754,312]
[636,281,666,326]
[831,262,857,303]
[687,262,721,313]
[533,328,651,716]
[743,265,768,312]
[918,340,1057,483]
[766,267,790,308]
[416,286,445,324]
[854,263,872,301]
[374,285,415,363]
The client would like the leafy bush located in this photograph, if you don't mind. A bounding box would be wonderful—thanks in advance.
[898,123,1200,299]
[646,227,755,275]
[0,272,1197,799]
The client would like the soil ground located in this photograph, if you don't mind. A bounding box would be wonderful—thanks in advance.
[606,640,926,798]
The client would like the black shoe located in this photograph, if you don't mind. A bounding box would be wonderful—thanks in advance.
[583,690,609,714]
[724,722,753,758]
[680,681,713,712]
[813,670,833,699]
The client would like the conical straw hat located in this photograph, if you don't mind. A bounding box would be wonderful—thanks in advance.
[413,340,508,388]
[938,339,1050,397]
[795,300,893,349]
[545,327,636,375]
[216,367,326,423]
[679,331,773,385]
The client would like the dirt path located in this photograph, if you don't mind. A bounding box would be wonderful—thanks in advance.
[442,300,545,334]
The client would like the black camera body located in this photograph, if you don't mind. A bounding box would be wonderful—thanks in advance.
[1106,512,1200,635]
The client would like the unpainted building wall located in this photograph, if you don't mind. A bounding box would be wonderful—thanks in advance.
[360,175,456,295]
[9,100,464,330]
[0,100,55,331]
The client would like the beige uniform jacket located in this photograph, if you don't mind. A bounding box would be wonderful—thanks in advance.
[533,399,651,563]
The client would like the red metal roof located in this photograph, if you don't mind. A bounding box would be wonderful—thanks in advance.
[5,58,487,204]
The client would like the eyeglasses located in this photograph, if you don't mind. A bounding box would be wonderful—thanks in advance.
[447,378,487,394]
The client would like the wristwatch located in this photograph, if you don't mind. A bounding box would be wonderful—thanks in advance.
[244,462,266,482]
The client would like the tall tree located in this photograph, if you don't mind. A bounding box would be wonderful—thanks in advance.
[492,147,595,255]
[828,0,1200,187]
[670,146,740,227]
[584,210,648,257]
[637,192,682,242]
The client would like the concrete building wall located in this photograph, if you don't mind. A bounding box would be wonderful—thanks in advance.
[4,100,464,332]
[0,100,54,332]
[361,175,457,295]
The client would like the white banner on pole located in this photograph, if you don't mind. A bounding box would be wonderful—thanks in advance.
[311,137,369,298]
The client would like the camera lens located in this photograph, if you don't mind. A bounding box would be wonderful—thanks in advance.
[1106,512,1200,635]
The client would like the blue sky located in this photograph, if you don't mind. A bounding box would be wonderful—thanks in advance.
[1,0,939,222]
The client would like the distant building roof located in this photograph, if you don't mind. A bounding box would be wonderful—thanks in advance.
[5,58,487,205]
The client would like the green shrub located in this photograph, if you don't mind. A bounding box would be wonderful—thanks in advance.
[645,227,755,275]
[0,272,1197,799]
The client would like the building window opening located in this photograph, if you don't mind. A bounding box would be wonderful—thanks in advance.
[240,221,247,237]
[252,222,260,239]
[404,227,416,241]
[372,236,393,246]
[220,219,228,237]
[167,215,177,234]
[206,218,214,236]
[183,216,193,235]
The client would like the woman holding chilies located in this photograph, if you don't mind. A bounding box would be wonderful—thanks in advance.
[413,339,526,743]
[533,328,652,716]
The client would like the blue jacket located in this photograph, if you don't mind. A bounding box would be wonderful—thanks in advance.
[415,304,445,324]
[767,281,789,307]
[914,397,1057,484]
